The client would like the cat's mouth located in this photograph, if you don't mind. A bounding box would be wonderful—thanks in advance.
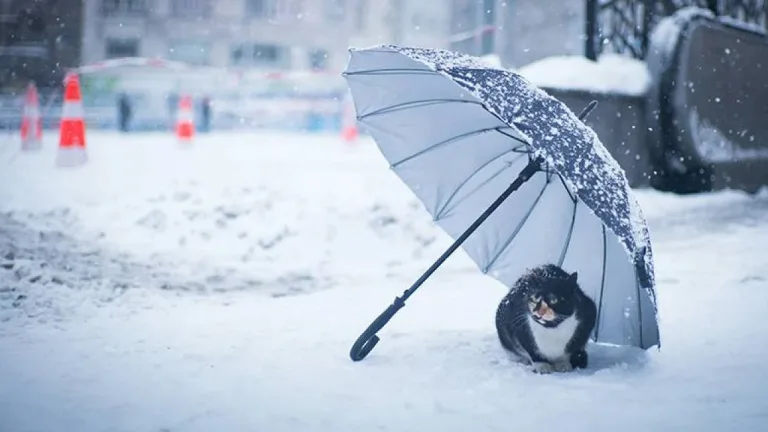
[531,315,553,325]
[530,301,557,323]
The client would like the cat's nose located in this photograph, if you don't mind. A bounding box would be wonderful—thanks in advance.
[536,304,550,316]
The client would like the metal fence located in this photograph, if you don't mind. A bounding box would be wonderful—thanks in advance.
[585,0,768,60]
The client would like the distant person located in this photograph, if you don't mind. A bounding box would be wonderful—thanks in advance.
[118,93,132,132]
[167,92,179,128]
[200,96,212,133]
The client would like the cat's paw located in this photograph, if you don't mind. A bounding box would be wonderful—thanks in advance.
[552,359,574,373]
[570,350,588,369]
[531,362,554,374]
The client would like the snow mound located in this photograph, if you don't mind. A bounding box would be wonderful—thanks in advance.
[517,54,651,96]
[0,132,471,316]
[647,6,715,70]
[479,53,504,68]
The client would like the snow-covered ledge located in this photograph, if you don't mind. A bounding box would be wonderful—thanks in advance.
[516,54,652,97]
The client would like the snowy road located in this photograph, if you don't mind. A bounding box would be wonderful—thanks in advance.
[1,132,767,431]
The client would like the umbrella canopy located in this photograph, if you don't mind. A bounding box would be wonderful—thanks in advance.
[344,45,659,350]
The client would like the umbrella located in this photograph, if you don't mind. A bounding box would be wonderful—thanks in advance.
[343,45,659,362]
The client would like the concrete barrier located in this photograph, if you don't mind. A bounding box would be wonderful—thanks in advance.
[646,11,768,193]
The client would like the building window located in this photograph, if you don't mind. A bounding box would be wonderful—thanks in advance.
[168,41,209,65]
[102,0,148,16]
[171,0,210,19]
[325,0,345,21]
[247,0,305,21]
[230,43,289,68]
[8,7,47,43]
[246,0,274,18]
[106,39,139,58]
[309,48,329,71]
[253,44,279,61]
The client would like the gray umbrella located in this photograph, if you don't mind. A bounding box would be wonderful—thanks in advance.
[344,45,659,362]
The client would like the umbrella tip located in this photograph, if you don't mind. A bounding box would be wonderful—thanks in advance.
[577,100,599,121]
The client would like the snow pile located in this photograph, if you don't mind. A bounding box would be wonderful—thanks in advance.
[0,131,468,312]
[479,53,504,68]
[647,6,714,70]
[689,108,768,163]
[719,15,767,35]
[516,53,651,96]
[0,210,176,322]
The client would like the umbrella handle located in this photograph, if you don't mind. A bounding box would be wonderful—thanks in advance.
[348,158,542,362]
[349,297,405,361]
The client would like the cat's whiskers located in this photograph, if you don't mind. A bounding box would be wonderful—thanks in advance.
[505,313,531,328]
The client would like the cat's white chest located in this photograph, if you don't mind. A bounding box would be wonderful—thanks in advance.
[528,315,578,360]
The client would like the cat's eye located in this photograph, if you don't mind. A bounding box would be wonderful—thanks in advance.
[549,296,558,304]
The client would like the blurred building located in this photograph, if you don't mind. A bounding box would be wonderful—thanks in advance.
[502,0,583,67]
[82,0,364,72]
[0,0,583,90]
[0,0,83,90]
[449,0,502,57]
[82,0,361,71]
[449,0,584,68]
[82,0,454,73]
[351,0,452,50]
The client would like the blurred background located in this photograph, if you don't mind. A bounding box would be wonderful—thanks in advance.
[0,0,583,132]
[3,0,764,194]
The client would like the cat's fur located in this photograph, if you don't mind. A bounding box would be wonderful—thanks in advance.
[495,264,597,374]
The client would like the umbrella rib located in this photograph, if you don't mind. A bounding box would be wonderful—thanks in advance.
[556,174,577,203]
[359,99,485,121]
[557,198,579,267]
[496,128,529,142]
[343,68,436,76]
[392,126,513,168]
[435,147,528,220]
[482,176,548,274]
[594,224,608,341]
[636,263,644,346]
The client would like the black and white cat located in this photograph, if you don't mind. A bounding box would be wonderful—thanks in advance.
[495,264,597,374]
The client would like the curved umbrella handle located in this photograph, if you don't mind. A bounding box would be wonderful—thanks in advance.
[348,157,544,362]
[349,298,405,361]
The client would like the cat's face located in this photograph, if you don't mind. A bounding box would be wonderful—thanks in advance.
[527,272,579,326]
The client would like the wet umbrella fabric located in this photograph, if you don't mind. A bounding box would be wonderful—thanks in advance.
[343,45,659,361]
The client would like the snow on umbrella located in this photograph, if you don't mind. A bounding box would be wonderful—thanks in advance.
[343,45,660,361]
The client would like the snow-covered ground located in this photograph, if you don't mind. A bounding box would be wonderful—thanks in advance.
[1,131,767,431]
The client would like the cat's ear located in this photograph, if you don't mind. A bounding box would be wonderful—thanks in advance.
[567,271,578,284]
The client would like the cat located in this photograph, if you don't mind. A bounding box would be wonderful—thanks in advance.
[495,264,597,374]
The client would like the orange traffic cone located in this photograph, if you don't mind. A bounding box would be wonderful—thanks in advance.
[56,72,87,167]
[176,95,194,142]
[340,93,358,143]
[20,81,43,151]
